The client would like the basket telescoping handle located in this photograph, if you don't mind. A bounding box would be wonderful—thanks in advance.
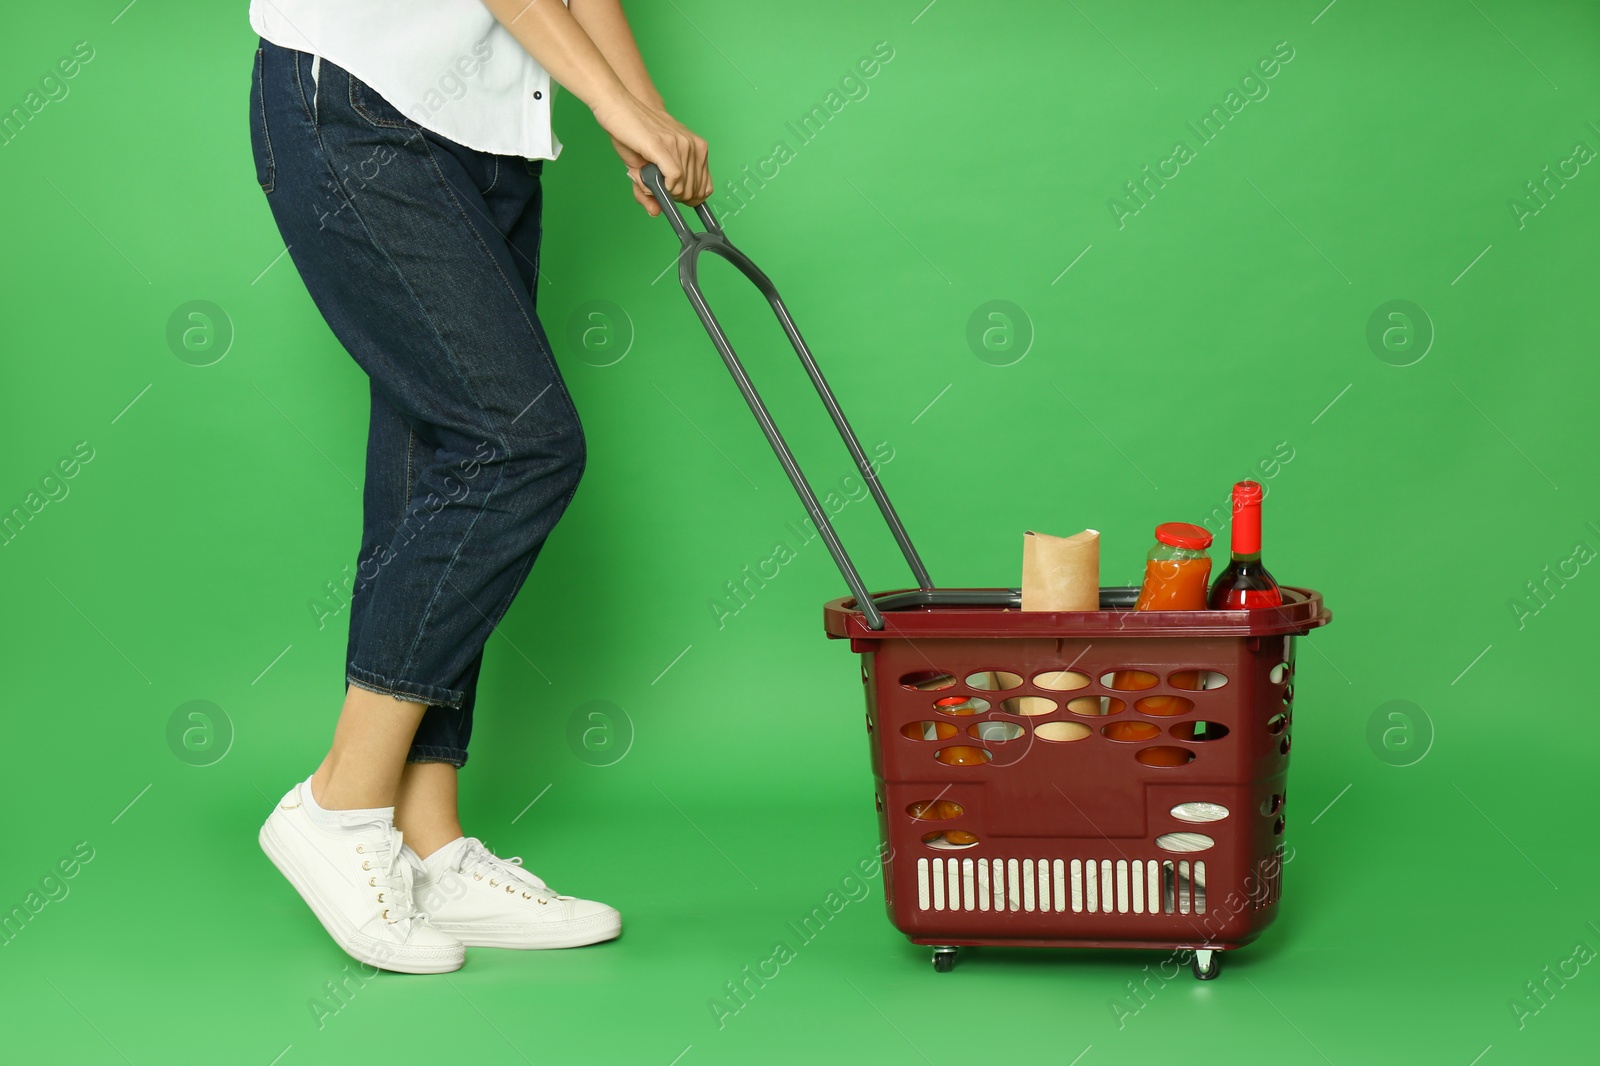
[640,163,932,631]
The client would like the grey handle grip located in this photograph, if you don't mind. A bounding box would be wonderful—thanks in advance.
[640,163,931,631]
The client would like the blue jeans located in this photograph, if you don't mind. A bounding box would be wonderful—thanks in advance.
[249,37,586,768]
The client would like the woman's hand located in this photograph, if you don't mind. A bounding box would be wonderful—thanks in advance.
[593,94,711,215]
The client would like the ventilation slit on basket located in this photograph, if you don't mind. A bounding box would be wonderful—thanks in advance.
[1085,859,1098,913]
[1156,832,1216,853]
[1162,860,1176,914]
[932,858,945,911]
[970,721,1025,742]
[1147,860,1160,914]
[1101,861,1114,914]
[902,720,958,741]
[1033,669,1091,691]
[1178,861,1192,914]
[1022,859,1036,912]
[934,696,989,716]
[948,857,960,910]
[1039,859,1053,913]
[900,669,956,690]
[978,856,991,912]
[992,859,1005,913]
[1194,860,1207,914]
[961,858,976,911]
[965,670,1024,690]
[1053,859,1066,913]
[916,858,930,910]
[1116,859,1129,914]
[1132,858,1145,913]
[1070,858,1084,913]
[1007,858,1022,912]
[1171,801,1229,823]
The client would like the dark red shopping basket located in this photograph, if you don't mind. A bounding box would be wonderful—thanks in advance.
[643,166,1332,980]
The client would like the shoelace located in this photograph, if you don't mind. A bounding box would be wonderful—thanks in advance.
[357,817,430,928]
[453,837,573,904]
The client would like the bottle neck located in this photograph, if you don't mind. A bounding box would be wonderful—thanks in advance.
[1231,499,1262,555]
[1228,550,1264,566]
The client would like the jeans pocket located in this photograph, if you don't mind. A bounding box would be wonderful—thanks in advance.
[349,73,419,130]
[250,46,275,193]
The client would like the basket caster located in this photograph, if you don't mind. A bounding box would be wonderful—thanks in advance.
[1190,948,1222,981]
[932,947,958,973]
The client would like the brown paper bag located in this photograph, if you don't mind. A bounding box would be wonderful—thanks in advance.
[1021,529,1100,612]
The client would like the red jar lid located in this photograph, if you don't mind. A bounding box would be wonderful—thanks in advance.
[1155,522,1213,550]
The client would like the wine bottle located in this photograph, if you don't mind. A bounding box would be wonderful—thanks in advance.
[1207,480,1283,609]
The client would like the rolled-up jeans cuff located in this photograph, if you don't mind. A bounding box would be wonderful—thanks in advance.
[346,665,466,710]
[407,744,468,768]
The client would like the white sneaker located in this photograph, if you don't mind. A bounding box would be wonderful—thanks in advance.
[259,780,465,974]
[412,836,622,949]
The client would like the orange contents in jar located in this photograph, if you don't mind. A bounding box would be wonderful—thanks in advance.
[1133,557,1213,610]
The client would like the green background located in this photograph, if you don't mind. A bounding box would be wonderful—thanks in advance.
[3,0,1597,1063]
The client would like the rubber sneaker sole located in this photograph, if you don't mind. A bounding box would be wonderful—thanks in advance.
[430,910,622,950]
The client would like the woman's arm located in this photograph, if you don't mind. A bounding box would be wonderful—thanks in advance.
[480,0,710,210]
[567,0,711,213]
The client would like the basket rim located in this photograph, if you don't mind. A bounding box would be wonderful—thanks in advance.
[823,585,1331,640]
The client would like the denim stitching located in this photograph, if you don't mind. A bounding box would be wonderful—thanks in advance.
[348,76,419,130]
[403,422,417,519]
[291,49,315,128]
[346,669,463,709]
[482,157,500,196]
[254,47,276,193]
[406,746,467,767]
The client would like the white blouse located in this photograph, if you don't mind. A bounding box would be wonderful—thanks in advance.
[248,0,564,160]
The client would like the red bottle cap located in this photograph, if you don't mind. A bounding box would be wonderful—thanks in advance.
[1231,481,1264,554]
[1154,522,1212,550]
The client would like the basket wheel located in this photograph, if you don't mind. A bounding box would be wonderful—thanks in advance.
[1191,948,1222,981]
[932,946,958,973]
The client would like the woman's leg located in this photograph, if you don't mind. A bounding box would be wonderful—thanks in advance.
[309,685,427,810]
[393,761,465,859]
[253,36,596,962]
[262,43,583,757]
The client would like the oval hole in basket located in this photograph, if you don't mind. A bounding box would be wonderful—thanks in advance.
[968,721,1025,742]
[1171,720,1229,742]
[1170,801,1229,823]
[1155,832,1215,853]
[1261,793,1283,816]
[933,696,989,716]
[1135,745,1196,767]
[1280,735,1291,756]
[1270,662,1291,684]
[1102,721,1160,742]
[1034,721,1092,743]
[906,799,964,821]
[1266,712,1288,735]
[922,830,979,850]
[999,695,1057,716]
[1134,695,1195,717]
[1169,669,1229,691]
[1067,696,1124,716]
[900,720,957,741]
[965,670,1024,691]
[899,669,956,691]
[1101,669,1159,691]
[1273,816,1286,836]
[1033,669,1090,691]
[935,745,992,766]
